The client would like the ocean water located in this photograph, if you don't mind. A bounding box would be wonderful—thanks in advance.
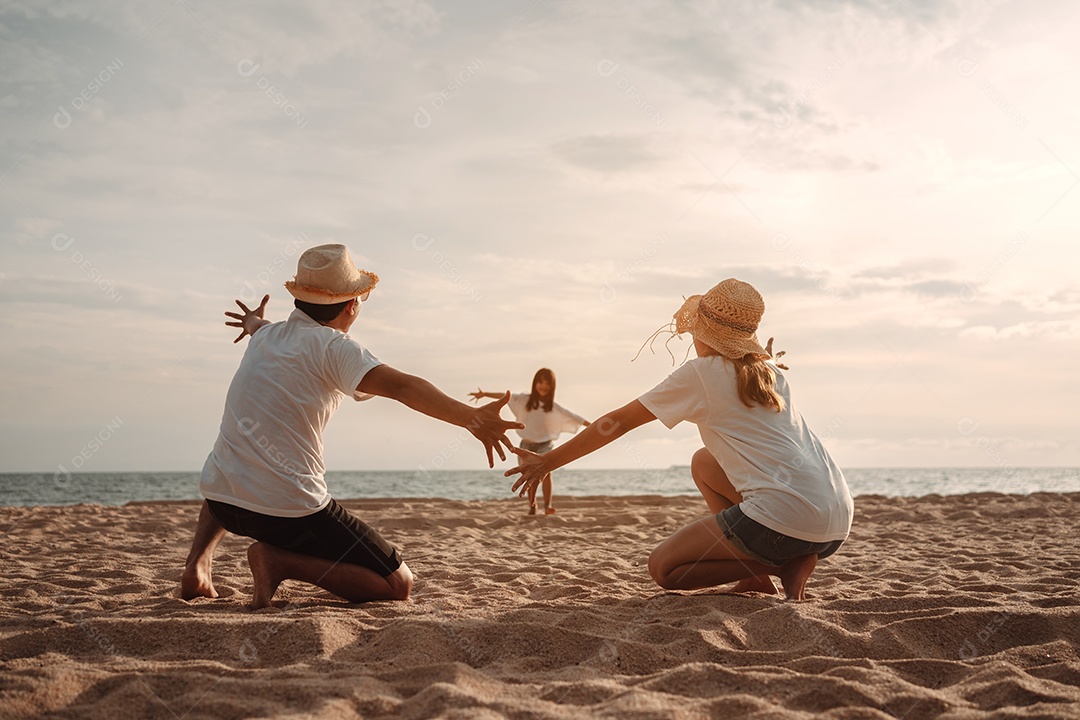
[0,467,1078,507]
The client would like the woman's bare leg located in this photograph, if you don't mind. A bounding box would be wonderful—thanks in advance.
[691,447,740,512]
[181,501,227,599]
[648,517,816,601]
[526,484,538,514]
[246,543,413,609]
[542,472,555,514]
[690,448,776,594]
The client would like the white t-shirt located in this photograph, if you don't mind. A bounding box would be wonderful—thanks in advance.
[200,309,382,517]
[507,393,588,444]
[638,356,853,543]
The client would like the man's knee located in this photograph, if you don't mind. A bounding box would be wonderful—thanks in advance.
[387,562,413,601]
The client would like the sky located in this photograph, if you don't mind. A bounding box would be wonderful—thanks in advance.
[1,0,1078,477]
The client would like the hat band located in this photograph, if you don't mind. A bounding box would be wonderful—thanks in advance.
[699,302,758,334]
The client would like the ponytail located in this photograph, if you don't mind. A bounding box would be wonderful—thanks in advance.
[697,344,785,412]
[732,356,785,412]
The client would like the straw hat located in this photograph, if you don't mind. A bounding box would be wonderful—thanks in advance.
[674,279,769,360]
[284,244,379,304]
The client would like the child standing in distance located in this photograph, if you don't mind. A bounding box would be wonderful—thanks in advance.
[471,369,590,515]
[506,280,853,600]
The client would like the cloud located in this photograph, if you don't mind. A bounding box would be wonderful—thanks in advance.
[959,320,1080,341]
[0,273,223,319]
[0,273,126,309]
[550,134,660,173]
[1,0,1078,472]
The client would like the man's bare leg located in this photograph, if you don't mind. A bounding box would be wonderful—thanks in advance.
[526,484,538,514]
[689,448,777,594]
[648,517,815,601]
[246,542,413,609]
[542,473,555,514]
[181,501,227,600]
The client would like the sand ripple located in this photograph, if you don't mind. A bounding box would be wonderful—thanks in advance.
[2,492,1079,718]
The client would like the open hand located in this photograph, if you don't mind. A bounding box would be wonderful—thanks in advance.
[467,391,524,467]
[467,388,486,403]
[225,294,270,343]
[504,446,548,498]
[765,337,789,370]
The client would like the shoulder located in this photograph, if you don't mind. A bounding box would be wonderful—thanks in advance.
[666,357,718,384]
[333,331,368,352]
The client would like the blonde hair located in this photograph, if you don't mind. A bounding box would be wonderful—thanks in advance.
[698,344,785,412]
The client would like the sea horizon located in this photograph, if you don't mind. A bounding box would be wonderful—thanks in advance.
[2,466,1077,508]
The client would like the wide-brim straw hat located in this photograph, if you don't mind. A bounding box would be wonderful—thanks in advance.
[284,244,379,304]
[674,278,770,361]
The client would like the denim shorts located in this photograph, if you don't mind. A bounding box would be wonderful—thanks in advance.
[716,504,844,567]
[207,498,403,577]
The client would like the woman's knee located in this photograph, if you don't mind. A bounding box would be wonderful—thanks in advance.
[690,447,720,476]
[647,547,676,589]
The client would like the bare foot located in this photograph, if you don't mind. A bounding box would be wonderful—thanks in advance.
[247,542,284,609]
[527,504,537,515]
[777,553,817,601]
[730,575,778,595]
[180,563,218,600]
[545,507,556,515]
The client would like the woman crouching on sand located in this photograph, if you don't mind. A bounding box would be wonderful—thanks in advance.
[505,279,853,600]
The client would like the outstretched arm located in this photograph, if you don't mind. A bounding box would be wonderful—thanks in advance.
[505,399,656,497]
[358,365,524,468]
[225,294,271,343]
[468,388,507,403]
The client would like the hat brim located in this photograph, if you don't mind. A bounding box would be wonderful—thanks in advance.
[284,271,378,304]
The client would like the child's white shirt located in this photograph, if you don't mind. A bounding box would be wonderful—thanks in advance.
[508,393,587,444]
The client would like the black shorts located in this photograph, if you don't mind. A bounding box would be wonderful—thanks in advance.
[206,498,403,577]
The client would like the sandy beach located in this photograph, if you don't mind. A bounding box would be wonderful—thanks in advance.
[2,492,1079,719]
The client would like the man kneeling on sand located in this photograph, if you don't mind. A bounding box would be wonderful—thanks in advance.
[182,244,522,608]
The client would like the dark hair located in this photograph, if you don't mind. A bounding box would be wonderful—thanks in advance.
[294,298,352,324]
[526,368,555,412]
